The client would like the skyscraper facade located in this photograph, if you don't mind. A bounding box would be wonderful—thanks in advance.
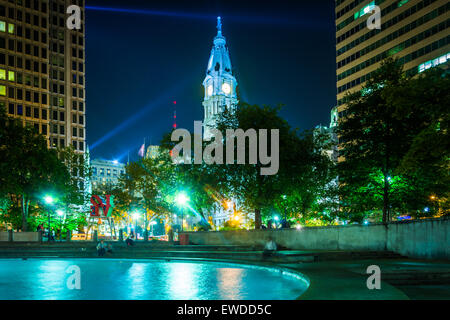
[202,16,238,140]
[336,0,449,118]
[0,0,86,153]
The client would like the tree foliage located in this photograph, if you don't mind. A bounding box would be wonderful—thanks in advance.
[338,58,449,222]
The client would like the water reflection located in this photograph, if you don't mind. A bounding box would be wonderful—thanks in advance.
[217,268,244,300]
[166,262,199,300]
[0,259,308,300]
[125,263,148,299]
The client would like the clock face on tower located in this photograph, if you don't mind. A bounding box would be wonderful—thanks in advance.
[207,85,213,96]
[222,83,231,94]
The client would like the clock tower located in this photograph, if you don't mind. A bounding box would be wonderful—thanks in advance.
[202,17,238,140]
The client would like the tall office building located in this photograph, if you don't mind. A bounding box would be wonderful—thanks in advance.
[0,0,86,153]
[336,0,449,118]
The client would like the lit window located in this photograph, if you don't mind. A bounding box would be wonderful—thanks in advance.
[418,52,450,73]
[0,85,5,96]
[8,71,14,81]
[0,69,5,80]
[8,23,14,34]
[354,1,375,20]
[398,0,409,7]
[0,21,5,32]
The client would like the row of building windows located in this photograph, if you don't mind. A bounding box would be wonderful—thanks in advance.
[418,52,450,72]
[337,3,448,66]
[3,0,47,14]
[337,35,450,94]
[337,0,411,31]
[1,2,85,23]
[50,123,84,137]
[1,23,48,44]
[71,60,84,72]
[92,168,124,177]
[50,138,84,151]
[337,23,449,81]
[0,53,48,74]
[72,126,84,138]
[0,85,48,103]
[48,41,84,58]
[72,100,84,111]
[50,95,84,112]
[7,102,47,119]
[336,0,369,19]
[48,108,84,125]
[51,109,64,121]
[2,71,47,89]
[50,68,64,81]
[337,0,435,43]
[49,58,84,75]
[72,73,84,85]
[337,63,421,107]
[73,113,84,125]
[337,0,387,32]
[49,83,84,96]
[337,2,449,57]
[1,37,48,58]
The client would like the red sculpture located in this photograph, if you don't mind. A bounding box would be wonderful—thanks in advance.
[90,195,114,217]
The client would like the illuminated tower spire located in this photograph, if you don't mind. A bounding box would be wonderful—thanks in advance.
[216,16,223,37]
[202,17,238,140]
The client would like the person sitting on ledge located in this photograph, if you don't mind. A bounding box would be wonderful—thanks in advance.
[125,235,134,247]
[263,236,277,258]
[96,240,107,256]
[106,243,113,255]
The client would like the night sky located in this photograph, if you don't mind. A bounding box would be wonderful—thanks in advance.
[85,0,336,161]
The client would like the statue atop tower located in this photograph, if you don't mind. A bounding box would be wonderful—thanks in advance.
[202,17,238,140]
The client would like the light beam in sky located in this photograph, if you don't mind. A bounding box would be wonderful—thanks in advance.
[84,6,323,28]
[89,76,192,151]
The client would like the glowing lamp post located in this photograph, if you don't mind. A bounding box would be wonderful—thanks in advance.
[44,196,54,205]
[43,195,54,242]
[132,212,139,239]
[175,192,189,232]
[282,195,287,223]
[274,215,280,229]
[150,220,157,237]
[57,210,64,241]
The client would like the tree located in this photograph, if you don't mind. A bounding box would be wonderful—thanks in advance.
[0,107,70,231]
[386,67,450,216]
[212,103,335,228]
[337,58,450,222]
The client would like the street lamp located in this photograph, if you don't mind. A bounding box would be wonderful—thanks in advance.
[282,195,288,224]
[43,195,54,242]
[44,196,54,204]
[175,192,189,231]
[150,220,157,237]
[132,212,139,239]
[56,210,63,241]
[274,215,280,229]
[175,193,189,206]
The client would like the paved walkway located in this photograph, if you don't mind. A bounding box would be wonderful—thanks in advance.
[288,259,450,299]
